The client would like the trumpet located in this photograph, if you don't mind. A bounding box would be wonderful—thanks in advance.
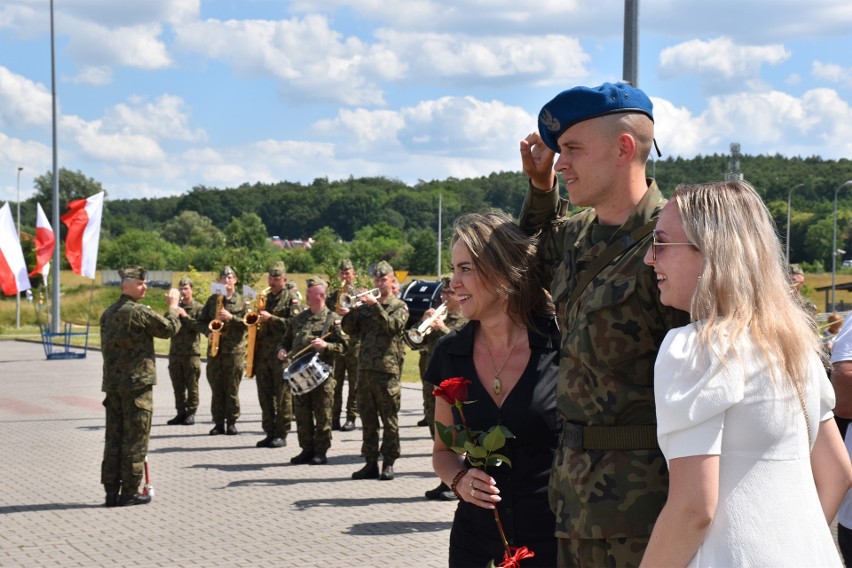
[405,303,447,348]
[243,287,270,378]
[208,294,224,357]
[340,288,380,309]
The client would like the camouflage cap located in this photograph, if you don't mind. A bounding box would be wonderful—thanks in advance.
[789,263,804,276]
[119,265,146,280]
[285,282,298,290]
[338,259,354,271]
[306,277,327,289]
[440,274,452,289]
[220,266,236,278]
[178,276,193,288]
[269,261,286,277]
[374,260,394,277]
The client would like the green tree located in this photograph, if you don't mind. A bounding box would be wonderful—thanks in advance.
[161,210,225,249]
[99,229,183,270]
[225,212,269,249]
[350,223,412,271]
[30,168,106,229]
[404,228,439,276]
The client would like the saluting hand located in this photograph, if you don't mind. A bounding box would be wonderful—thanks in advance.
[519,131,556,191]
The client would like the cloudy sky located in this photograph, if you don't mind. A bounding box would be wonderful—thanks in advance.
[1,0,852,204]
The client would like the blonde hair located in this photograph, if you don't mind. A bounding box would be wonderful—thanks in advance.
[673,180,820,389]
[451,210,553,331]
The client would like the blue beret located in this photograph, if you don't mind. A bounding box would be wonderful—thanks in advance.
[538,82,654,153]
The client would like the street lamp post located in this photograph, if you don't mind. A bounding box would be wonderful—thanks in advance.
[786,183,803,265]
[15,166,23,329]
[831,180,852,310]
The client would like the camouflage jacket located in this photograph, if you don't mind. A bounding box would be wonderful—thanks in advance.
[520,180,689,539]
[100,294,180,392]
[279,306,347,366]
[326,286,359,357]
[169,298,203,357]
[254,287,301,359]
[194,292,247,355]
[419,311,468,373]
[341,296,409,375]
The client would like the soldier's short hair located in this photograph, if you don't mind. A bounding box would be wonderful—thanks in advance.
[178,277,193,288]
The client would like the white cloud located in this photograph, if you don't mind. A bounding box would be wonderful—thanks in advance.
[813,61,852,88]
[63,20,172,71]
[174,15,402,106]
[104,94,207,143]
[65,66,113,86]
[62,115,167,165]
[659,37,790,93]
[0,67,53,128]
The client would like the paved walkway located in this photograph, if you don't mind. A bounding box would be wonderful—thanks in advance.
[0,340,452,568]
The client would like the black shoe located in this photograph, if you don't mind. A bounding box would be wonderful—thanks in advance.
[341,419,356,432]
[167,413,185,425]
[209,423,225,435]
[352,461,379,479]
[118,492,151,507]
[226,423,239,435]
[269,437,286,448]
[309,453,327,465]
[332,418,341,431]
[256,435,273,448]
[417,417,429,427]
[182,413,195,426]
[290,450,315,465]
[104,492,119,507]
[379,463,395,481]
[425,482,456,501]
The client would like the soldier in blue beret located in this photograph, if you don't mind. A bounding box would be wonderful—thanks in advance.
[518,82,689,566]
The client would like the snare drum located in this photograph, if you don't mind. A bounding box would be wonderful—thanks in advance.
[283,352,332,395]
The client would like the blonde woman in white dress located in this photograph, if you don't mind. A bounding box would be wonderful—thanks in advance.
[640,180,852,567]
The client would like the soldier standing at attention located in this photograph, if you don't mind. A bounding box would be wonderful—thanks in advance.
[166,277,203,426]
[342,260,409,480]
[100,266,180,507]
[328,259,359,432]
[278,278,346,465]
[196,266,247,436]
[518,82,689,566]
[253,262,301,449]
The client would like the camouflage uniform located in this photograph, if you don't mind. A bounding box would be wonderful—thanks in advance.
[253,285,301,441]
[100,293,180,498]
[418,310,467,435]
[168,296,203,419]
[520,180,689,564]
[327,287,359,425]
[280,304,346,455]
[196,292,247,428]
[341,293,409,465]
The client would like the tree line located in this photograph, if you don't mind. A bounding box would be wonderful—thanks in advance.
[10,152,852,290]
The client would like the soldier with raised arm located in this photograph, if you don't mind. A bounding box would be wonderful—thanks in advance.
[166,277,203,426]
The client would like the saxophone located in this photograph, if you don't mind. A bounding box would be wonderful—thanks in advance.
[243,287,270,378]
[208,294,224,357]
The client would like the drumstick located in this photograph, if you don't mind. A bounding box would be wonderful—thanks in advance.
[284,332,332,363]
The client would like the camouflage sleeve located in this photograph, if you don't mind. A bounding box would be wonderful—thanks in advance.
[519,181,572,292]
[370,300,409,335]
[341,309,359,336]
[279,318,296,352]
[519,180,562,235]
[131,305,181,339]
[193,296,215,333]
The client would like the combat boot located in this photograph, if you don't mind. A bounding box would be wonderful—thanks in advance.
[226,422,239,435]
[167,413,185,425]
[341,419,356,432]
[209,423,225,435]
[351,460,379,479]
[309,453,327,465]
[182,413,195,426]
[379,462,395,481]
[290,450,314,465]
[256,435,273,448]
[118,492,152,507]
[104,485,120,507]
[332,417,341,431]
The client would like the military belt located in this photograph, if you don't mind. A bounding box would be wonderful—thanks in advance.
[563,422,659,451]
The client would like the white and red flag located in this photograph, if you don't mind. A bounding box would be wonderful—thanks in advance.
[61,191,104,279]
[29,202,55,280]
[0,202,31,296]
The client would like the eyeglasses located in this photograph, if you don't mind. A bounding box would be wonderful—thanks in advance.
[650,230,696,261]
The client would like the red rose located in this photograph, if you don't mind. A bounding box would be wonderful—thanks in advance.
[433,377,470,405]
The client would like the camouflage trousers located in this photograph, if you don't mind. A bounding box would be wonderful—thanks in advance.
[168,355,200,415]
[357,370,400,463]
[101,386,153,494]
[294,376,335,453]
[332,352,358,421]
[557,536,649,568]
[206,352,244,425]
[255,358,291,438]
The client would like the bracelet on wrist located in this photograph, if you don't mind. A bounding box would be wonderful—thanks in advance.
[450,467,469,500]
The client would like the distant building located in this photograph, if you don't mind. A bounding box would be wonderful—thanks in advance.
[269,236,313,250]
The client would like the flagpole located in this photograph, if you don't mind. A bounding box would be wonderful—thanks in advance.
[49,0,60,334]
[16,167,23,329]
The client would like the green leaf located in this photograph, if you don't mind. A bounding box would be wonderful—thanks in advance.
[464,442,488,459]
[496,425,515,439]
[482,427,507,452]
[435,421,455,448]
[486,453,511,468]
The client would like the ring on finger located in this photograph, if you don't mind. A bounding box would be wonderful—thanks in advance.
[470,487,475,498]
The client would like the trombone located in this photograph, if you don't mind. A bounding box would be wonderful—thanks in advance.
[404,302,447,348]
[340,288,380,309]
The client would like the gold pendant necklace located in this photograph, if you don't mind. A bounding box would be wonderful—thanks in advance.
[483,327,523,396]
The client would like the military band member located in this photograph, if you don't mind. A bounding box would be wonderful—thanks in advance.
[342,260,409,481]
[195,266,247,436]
[167,277,203,426]
[278,278,346,465]
[253,262,301,449]
[327,259,359,431]
[100,265,180,507]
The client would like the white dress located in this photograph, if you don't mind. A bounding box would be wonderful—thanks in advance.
[655,324,842,567]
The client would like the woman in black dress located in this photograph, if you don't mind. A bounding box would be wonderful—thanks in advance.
[426,210,560,567]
